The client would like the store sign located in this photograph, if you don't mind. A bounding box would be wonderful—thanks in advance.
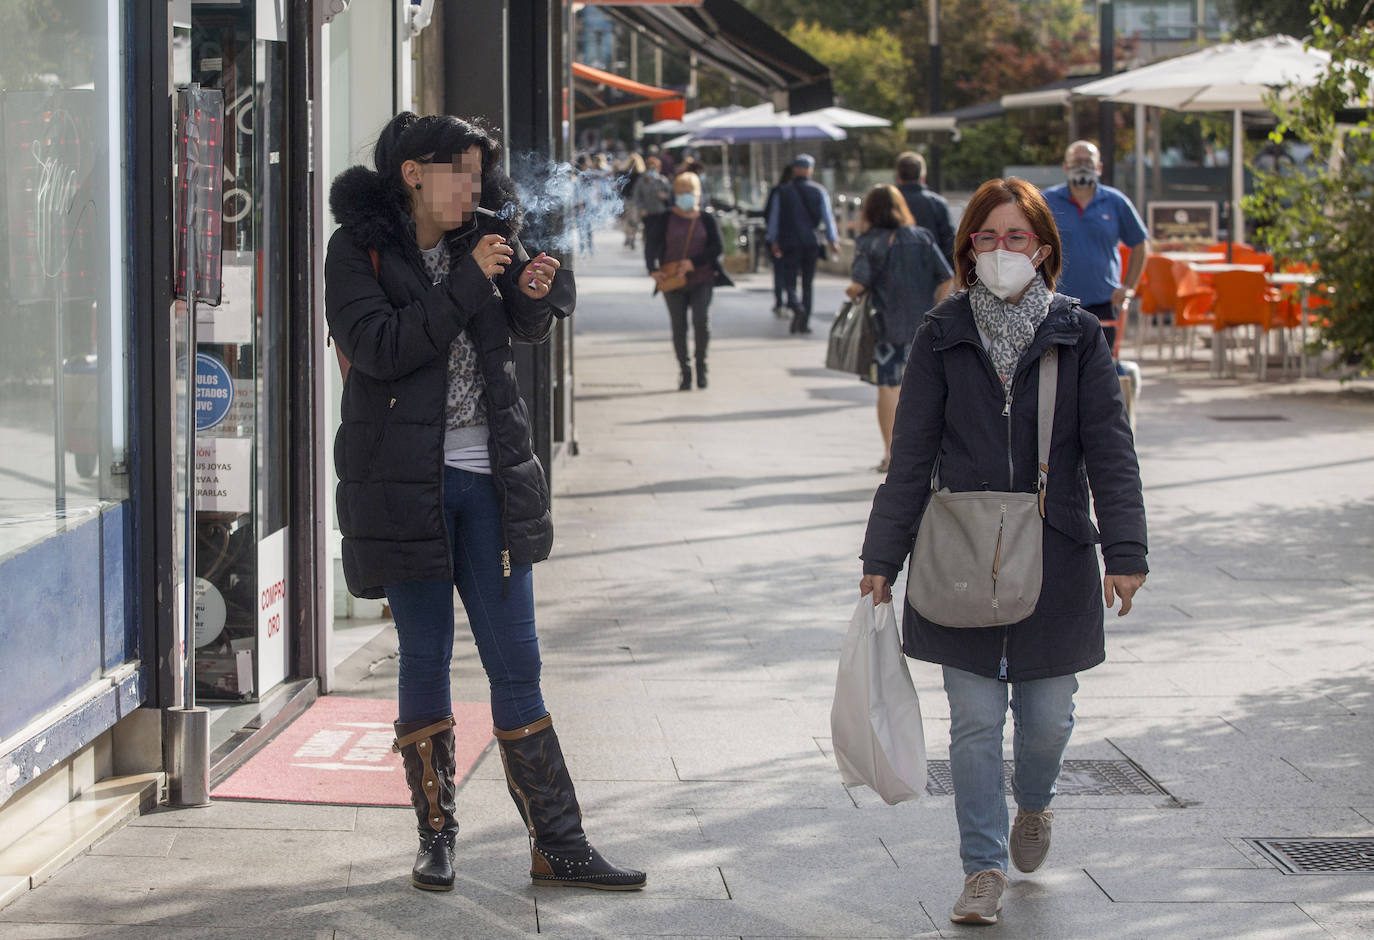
[194,436,251,513]
[257,526,288,691]
[1147,201,1218,244]
[194,352,234,431]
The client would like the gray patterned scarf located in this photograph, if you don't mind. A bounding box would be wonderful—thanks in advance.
[969,277,1051,389]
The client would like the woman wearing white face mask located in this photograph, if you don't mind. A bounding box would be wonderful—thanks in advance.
[859,178,1148,927]
[643,172,734,390]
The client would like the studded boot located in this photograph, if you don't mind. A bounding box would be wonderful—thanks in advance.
[393,716,459,891]
[496,715,646,890]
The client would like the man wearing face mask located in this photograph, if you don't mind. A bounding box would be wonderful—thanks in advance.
[1043,141,1148,352]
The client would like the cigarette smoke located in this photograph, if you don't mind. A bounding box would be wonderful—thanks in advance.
[505,151,628,256]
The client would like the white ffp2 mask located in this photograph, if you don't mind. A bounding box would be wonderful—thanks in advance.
[974,249,1040,300]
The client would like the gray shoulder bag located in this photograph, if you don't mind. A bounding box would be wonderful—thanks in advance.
[906,348,1058,628]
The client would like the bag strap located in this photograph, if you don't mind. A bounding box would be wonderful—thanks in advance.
[675,214,699,265]
[928,346,1058,509]
[859,230,897,300]
[1036,347,1058,517]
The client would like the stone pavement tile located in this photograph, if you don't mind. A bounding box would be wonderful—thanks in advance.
[1298,902,1374,940]
[129,801,357,831]
[88,825,177,857]
[533,865,942,938]
[41,831,352,891]
[0,927,333,939]
[969,899,1326,940]
[0,886,151,926]
[1086,865,1374,903]
[569,778,857,813]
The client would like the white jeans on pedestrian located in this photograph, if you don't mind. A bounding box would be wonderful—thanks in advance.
[942,665,1079,874]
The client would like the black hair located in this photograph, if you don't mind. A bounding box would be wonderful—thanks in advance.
[373,111,523,235]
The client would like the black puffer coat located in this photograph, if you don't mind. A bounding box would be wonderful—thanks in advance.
[325,166,574,599]
[861,291,1147,682]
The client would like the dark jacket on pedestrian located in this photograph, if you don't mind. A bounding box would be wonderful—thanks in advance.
[642,209,735,293]
[861,291,1147,682]
[326,165,575,598]
[770,178,832,253]
[897,180,956,269]
[851,225,954,347]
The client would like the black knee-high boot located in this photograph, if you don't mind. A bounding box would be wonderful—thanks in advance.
[496,715,646,890]
[393,716,459,890]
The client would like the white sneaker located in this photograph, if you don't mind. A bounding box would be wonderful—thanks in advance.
[1009,807,1054,873]
[951,869,1008,925]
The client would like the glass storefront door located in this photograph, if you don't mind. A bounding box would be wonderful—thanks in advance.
[184,5,291,702]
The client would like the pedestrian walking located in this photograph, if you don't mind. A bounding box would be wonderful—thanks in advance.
[762,165,795,317]
[895,150,956,269]
[767,153,839,334]
[630,155,673,230]
[616,152,645,249]
[643,171,733,390]
[325,111,645,894]
[573,154,597,256]
[1043,140,1149,352]
[845,183,953,472]
[859,177,1147,926]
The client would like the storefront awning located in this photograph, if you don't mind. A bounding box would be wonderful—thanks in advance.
[593,0,834,115]
[572,62,686,120]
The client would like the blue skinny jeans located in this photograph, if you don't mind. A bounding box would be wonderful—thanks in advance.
[384,466,545,731]
[942,665,1079,874]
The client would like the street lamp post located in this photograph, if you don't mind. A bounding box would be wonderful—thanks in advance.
[928,0,941,191]
[1099,0,1115,183]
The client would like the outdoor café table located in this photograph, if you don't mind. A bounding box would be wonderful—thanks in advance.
[1268,271,1322,378]
[1189,262,1267,273]
[1158,251,1226,262]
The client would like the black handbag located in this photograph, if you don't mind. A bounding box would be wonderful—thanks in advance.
[825,232,894,377]
[825,292,877,377]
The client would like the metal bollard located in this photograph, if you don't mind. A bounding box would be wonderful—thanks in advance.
[164,706,211,807]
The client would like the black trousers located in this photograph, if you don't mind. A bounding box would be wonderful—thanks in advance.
[780,243,821,329]
[1082,300,1118,354]
[664,282,712,367]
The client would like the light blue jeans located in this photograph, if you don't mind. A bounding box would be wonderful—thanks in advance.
[942,666,1079,874]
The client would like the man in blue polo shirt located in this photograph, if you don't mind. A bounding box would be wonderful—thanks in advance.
[1044,140,1149,352]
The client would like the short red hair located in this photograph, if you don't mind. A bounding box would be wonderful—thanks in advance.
[953,178,1062,291]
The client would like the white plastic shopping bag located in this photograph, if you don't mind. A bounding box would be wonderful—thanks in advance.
[830,597,927,804]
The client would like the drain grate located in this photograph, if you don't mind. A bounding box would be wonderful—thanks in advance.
[925,759,1163,797]
[1247,838,1374,874]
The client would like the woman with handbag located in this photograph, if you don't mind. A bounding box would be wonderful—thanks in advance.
[326,112,645,894]
[845,183,953,472]
[642,171,734,390]
[857,178,1147,926]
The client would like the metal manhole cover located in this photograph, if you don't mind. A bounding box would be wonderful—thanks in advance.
[1206,415,1289,422]
[1247,838,1374,874]
[926,760,1163,797]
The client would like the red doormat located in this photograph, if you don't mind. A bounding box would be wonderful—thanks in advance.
[212,696,493,807]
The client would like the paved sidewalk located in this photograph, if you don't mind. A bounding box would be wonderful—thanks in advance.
[3,235,1373,938]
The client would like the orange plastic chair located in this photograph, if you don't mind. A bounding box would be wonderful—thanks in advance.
[1210,270,1286,378]
[1169,261,1215,369]
[1138,254,1179,360]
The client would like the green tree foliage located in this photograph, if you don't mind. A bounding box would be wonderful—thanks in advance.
[786,22,914,125]
[1244,2,1374,372]
[1224,0,1369,39]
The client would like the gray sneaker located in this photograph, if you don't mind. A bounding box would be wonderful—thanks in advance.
[1009,807,1054,873]
[951,869,1008,925]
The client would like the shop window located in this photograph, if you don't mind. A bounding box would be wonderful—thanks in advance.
[0,0,133,737]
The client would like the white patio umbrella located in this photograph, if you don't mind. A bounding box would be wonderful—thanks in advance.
[803,105,892,129]
[1074,35,1331,243]
[641,105,741,136]
[688,103,847,142]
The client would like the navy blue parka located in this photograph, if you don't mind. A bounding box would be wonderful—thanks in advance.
[861,290,1148,682]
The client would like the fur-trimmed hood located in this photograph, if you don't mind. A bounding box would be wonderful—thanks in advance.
[328,164,523,254]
